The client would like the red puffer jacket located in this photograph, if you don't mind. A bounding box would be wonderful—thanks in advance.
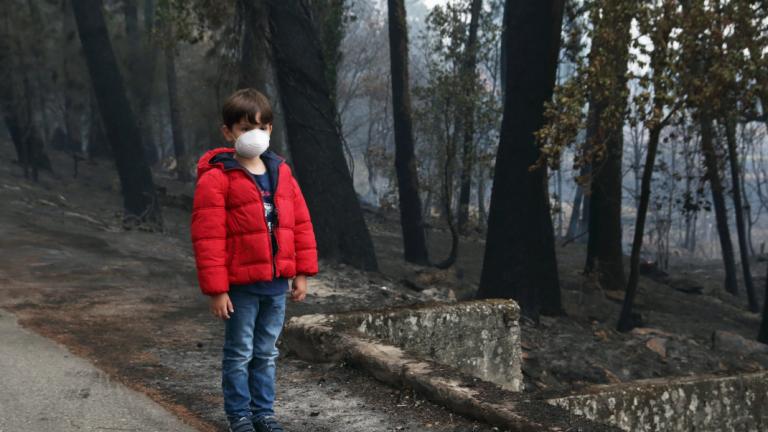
[190,147,318,296]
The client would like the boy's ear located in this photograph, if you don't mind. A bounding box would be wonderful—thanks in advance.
[220,124,235,143]
[267,123,274,136]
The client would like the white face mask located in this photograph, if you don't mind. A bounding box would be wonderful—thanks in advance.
[234,128,270,159]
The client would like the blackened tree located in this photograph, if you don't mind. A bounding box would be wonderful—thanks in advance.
[618,0,677,332]
[583,1,635,292]
[387,0,430,265]
[266,0,378,271]
[456,0,483,234]
[476,0,565,319]
[679,0,739,296]
[71,0,163,229]
[760,266,768,343]
[0,0,52,179]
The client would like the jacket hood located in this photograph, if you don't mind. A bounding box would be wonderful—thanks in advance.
[196,147,286,177]
[196,146,286,193]
[196,147,235,179]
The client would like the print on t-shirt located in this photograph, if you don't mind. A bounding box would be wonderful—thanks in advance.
[251,172,278,255]
[229,168,288,295]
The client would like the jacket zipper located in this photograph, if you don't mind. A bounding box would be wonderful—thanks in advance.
[227,165,280,279]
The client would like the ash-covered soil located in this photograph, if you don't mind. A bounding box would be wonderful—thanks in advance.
[1,140,766,431]
[0,143,498,431]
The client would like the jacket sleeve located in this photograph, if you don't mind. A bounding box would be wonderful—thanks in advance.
[190,169,230,296]
[291,175,319,276]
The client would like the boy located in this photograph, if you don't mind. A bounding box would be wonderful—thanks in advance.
[190,88,319,432]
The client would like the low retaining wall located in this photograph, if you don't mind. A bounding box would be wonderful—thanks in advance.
[547,371,768,431]
[281,300,618,431]
[353,300,522,391]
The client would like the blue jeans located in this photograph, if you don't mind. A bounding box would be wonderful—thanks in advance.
[222,289,287,422]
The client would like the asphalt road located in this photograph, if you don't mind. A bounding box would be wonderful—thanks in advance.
[0,310,197,432]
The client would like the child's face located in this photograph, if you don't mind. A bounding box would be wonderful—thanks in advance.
[221,112,273,143]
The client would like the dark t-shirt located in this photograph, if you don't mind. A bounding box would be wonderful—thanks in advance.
[229,170,289,296]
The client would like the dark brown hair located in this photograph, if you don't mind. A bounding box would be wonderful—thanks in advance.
[221,88,274,128]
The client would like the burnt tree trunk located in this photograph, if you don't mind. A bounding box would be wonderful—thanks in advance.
[618,0,675,331]
[680,0,738,296]
[0,107,48,174]
[386,0,430,265]
[566,186,583,239]
[72,0,162,228]
[0,12,51,176]
[569,159,592,241]
[62,0,86,158]
[164,27,187,181]
[159,0,187,180]
[64,91,84,154]
[238,0,268,90]
[724,116,758,310]
[139,0,160,164]
[477,168,488,230]
[124,0,140,56]
[583,2,633,291]
[239,0,288,156]
[580,193,590,241]
[760,264,768,343]
[434,114,460,269]
[127,0,160,165]
[87,90,110,158]
[266,0,378,270]
[311,0,345,104]
[477,0,565,320]
[700,115,738,294]
[457,0,483,234]
[619,123,661,332]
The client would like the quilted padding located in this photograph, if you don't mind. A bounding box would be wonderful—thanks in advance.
[190,147,319,296]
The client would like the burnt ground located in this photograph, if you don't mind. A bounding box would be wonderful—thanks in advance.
[1,140,767,431]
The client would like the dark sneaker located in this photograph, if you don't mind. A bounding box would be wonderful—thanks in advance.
[229,416,256,432]
[252,415,285,432]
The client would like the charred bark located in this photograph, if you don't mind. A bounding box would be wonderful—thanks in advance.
[386,0,430,265]
[238,0,269,90]
[87,90,110,159]
[0,12,51,177]
[164,36,187,181]
[477,0,565,319]
[566,186,583,240]
[72,0,162,228]
[760,264,768,343]
[680,0,738,296]
[266,0,378,270]
[238,0,288,156]
[700,115,739,294]
[457,0,483,234]
[724,116,758,310]
[583,2,633,291]
[619,124,661,332]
